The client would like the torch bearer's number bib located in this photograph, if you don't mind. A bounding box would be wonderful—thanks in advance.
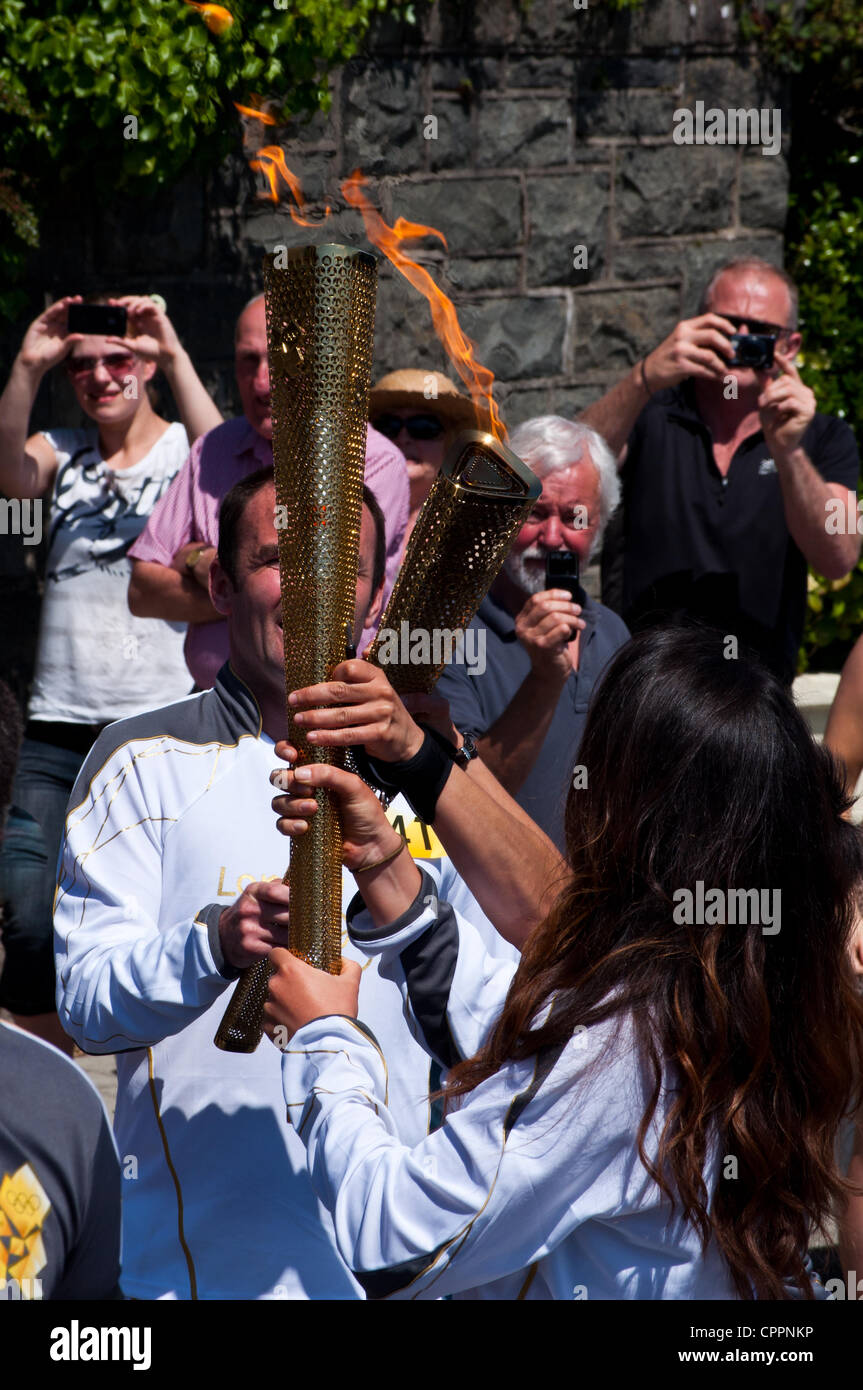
[385,806,445,860]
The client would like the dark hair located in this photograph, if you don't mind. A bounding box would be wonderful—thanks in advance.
[217,465,386,597]
[446,623,863,1299]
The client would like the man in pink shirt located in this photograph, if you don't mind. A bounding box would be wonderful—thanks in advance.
[128,295,409,688]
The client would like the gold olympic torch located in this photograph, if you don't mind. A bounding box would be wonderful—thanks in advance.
[365,430,541,693]
[215,244,377,1052]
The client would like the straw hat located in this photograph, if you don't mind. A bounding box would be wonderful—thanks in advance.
[369,369,494,435]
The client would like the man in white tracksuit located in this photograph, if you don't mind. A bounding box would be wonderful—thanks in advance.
[54,469,556,1299]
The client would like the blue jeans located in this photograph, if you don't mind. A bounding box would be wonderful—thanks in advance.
[0,739,88,1014]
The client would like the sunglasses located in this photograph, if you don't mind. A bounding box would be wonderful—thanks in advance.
[721,315,793,338]
[372,413,445,442]
[66,353,137,378]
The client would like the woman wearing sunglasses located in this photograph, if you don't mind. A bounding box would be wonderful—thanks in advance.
[370,369,494,553]
[0,292,221,1052]
[264,625,863,1300]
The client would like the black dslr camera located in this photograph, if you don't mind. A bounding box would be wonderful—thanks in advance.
[728,332,775,371]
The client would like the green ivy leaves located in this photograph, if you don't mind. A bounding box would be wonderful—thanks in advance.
[0,0,415,318]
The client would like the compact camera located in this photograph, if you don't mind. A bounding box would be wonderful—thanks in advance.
[67,303,128,337]
[728,332,775,371]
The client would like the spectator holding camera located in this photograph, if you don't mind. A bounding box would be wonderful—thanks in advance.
[0,292,220,1053]
[436,417,628,849]
[580,257,860,682]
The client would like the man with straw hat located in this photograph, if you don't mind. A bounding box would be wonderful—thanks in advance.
[370,370,494,553]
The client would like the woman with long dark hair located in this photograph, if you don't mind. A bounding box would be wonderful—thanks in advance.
[264,626,863,1299]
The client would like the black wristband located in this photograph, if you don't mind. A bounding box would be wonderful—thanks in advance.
[357,724,456,825]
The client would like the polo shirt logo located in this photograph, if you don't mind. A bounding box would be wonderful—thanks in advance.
[758,458,777,476]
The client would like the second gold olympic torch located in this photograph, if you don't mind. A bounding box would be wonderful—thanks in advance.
[215,244,377,1052]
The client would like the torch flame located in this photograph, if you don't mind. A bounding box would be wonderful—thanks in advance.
[231,121,504,436]
[342,171,503,440]
[234,102,277,125]
[249,146,330,227]
[184,1,234,35]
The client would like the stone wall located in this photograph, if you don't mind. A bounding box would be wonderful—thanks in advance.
[1,0,790,699]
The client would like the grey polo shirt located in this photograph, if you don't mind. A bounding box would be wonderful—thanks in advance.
[435,590,630,849]
[0,1021,122,1299]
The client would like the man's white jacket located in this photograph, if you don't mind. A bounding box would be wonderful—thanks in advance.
[54,664,498,1300]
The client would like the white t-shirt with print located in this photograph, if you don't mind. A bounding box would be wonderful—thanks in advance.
[28,422,193,724]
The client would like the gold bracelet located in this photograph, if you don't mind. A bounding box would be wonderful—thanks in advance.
[352,837,408,874]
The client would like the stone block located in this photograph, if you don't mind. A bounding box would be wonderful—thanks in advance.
[682,56,782,112]
[427,101,475,172]
[427,0,481,48]
[577,88,675,140]
[457,295,567,381]
[372,267,450,379]
[476,97,573,168]
[619,0,695,50]
[689,0,752,49]
[446,256,521,292]
[578,57,681,91]
[575,286,680,372]
[526,171,610,288]
[430,56,503,91]
[394,177,523,255]
[616,145,737,237]
[506,55,575,89]
[500,382,602,425]
[739,153,789,232]
[341,61,427,176]
[610,241,686,284]
[471,0,524,48]
[573,143,615,166]
[514,0,639,51]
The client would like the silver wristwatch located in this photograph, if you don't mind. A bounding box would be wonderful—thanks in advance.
[453,732,479,770]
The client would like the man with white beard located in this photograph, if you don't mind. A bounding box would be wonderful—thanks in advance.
[436,417,628,848]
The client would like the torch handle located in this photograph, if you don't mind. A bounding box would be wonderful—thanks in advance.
[214,957,275,1053]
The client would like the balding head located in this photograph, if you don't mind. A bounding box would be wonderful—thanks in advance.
[234,295,271,439]
[701,258,798,331]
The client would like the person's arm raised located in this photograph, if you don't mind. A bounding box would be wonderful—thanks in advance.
[0,296,85,498]
[761,349,860,580]
[577,310,737,459]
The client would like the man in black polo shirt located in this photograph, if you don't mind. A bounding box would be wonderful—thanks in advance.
[580,257,860,682]
[436,416,629,849]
